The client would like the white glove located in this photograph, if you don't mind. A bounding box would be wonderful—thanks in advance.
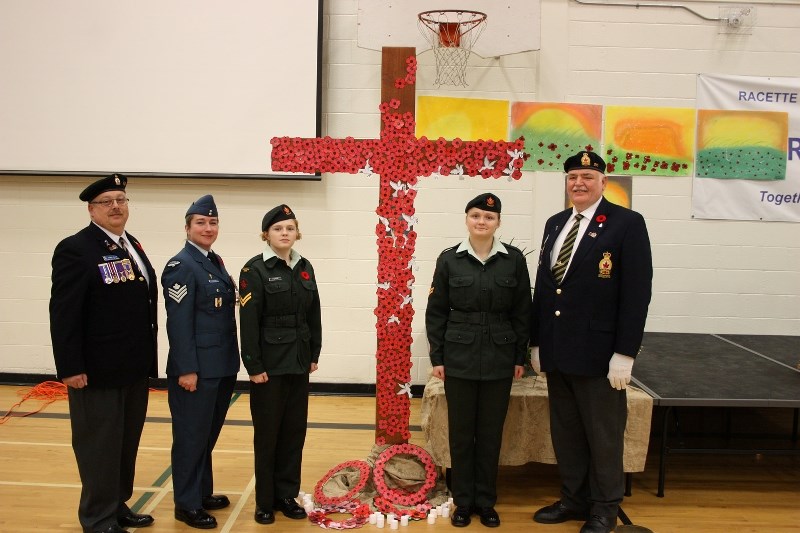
[530,346,544,376]
[607,353,634,390]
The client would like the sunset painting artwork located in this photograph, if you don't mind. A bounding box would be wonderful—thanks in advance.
[511,102,602,172]
[696,109,788,180]
[603,106,695,176]
[416,96,509,141]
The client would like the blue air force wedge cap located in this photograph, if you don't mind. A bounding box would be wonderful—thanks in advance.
[563,151,606,173]
[186,195,218,217]
[79,173,127,202]
[261,204,296,231]
[465,192,501,214]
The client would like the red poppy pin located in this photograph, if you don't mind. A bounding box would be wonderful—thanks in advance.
[301,271,310,280]
[595,215,607,223]
[135,241,144,251]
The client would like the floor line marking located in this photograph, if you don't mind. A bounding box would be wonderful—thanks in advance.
[220,474,256,533]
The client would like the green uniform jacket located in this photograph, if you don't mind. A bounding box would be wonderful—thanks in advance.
[426,242,531,380]
[238,254,322,376]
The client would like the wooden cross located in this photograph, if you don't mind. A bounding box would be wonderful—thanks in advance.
[271,47,526,446]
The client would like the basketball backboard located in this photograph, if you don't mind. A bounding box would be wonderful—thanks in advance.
[357,0,541,58]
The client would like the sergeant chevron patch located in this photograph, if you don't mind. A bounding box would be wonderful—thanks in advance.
[167,283,188,303]
[240,293,252,307]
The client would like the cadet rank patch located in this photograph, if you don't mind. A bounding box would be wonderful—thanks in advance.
[240,293,252,307]
[241,267,250,273]
[167,260,181,267]
[429,286,435,295]
[167,283,188,303]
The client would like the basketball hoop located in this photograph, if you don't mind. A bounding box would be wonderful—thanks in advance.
[418,10,487,87]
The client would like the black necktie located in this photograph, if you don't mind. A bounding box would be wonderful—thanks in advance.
[552,214,583,284]
[208,251,221,269]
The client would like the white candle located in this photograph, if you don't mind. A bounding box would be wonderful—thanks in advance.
[400,515,409,526]
[377,514,385,528]
[427,511,436,524]
[369,513,378,524]
[387,513,395,522]
[442,506,450,518]
[390,520,399,530]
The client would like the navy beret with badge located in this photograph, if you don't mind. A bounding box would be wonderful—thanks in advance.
[186,194,218,218]
[465,192,501,214]
[563,151,606,173]
[79,173,127,202]
[261,204,295,231]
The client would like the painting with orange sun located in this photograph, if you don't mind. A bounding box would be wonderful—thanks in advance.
[603,106,695,176]
[511,102,602,172]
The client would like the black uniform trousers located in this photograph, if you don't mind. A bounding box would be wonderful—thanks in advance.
[547,371,627,519]
[444,375,513,509]
[168,375,236,510]
[250,373,309,510]
[67,378,149,533]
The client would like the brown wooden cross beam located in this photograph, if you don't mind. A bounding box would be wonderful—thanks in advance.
[271,47,526,446]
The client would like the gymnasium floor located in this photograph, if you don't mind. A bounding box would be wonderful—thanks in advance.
[0,385,798,532]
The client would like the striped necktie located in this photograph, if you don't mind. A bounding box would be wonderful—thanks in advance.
[119,237,143,277]
[551,214,583,284]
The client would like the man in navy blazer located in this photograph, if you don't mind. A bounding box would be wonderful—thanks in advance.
[50,174,158,533]
[162,195,240,529]
[530,152,652,533]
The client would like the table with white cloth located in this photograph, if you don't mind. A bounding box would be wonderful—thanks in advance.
[420,374,653,472]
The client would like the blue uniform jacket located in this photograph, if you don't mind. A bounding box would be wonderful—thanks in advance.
[530,197,653,376]
[162,242,240,378]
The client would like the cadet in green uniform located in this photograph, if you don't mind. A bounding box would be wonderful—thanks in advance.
[238,204,321,525]
[426,193,531,529]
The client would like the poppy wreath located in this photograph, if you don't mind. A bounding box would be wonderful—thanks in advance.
[313,460,372,506]
[372,443,437,506]
[307,500,371,530]
[373,496,431,520]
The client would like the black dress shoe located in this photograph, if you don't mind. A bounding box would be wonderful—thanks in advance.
[450,506,472,527]
[118,511,155,528]
[533,500,590,524]
[273,497,307,519]
[254,508,275,524]
[93,526,127,533]
[476,507,500,528]
[580,514,616,533]
[202,494,230,510]
[175,508,217,529]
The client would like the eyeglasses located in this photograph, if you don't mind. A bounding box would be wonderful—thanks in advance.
[90,197,130,208]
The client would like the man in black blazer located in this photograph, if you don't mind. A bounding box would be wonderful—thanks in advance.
[50,174,158,533]
[530,152,652,533]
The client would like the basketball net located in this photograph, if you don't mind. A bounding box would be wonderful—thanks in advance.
[418,11,487,87]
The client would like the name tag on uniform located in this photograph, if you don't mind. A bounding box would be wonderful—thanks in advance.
[268,277,282,281]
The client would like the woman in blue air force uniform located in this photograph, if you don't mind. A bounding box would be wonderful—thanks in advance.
[161,195,240,530]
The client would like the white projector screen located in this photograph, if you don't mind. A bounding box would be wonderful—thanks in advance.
[0,1,322,179]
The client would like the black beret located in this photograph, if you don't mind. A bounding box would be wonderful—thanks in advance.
[79,173,127,202]
[262,204,296,231]
[186,194,218,218]
[465,193,501,214]
[563,151,606,173]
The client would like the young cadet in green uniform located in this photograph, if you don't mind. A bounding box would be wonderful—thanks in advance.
[161,195,240,530]
[238,204,322,525]
[426,193,532,529]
